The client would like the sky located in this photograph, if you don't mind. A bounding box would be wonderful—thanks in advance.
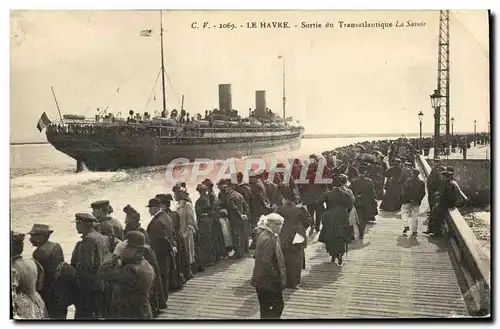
[10,10,490,143]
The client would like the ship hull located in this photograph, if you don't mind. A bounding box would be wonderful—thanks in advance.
[46,133,303,171]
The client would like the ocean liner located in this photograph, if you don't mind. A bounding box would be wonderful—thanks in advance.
[38,13,304,172]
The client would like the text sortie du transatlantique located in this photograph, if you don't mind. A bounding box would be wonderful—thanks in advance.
[190,20,427,30]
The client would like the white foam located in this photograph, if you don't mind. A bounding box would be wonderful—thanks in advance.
[10,170,128,199]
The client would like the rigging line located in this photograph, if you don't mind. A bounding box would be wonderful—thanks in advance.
[165,71,180,106]
[144,68,162,112]
[100,62,140,112]
[116,62,140,93]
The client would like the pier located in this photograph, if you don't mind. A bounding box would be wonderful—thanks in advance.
[159,153,490,319]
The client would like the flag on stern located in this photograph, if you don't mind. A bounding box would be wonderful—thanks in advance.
[36,112,51,132]
[139,29,153,37]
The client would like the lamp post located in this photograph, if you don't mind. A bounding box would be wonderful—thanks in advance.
[430,89,441,159]
[488,121,490,144]
[418,111,424,154]
[474,120,477,147]
[451,117,454,135]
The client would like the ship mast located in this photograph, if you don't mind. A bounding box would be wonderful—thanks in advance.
[282,56,286,119]
[160,11,167,114]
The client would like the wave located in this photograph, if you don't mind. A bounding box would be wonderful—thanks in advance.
[10,170,129,199]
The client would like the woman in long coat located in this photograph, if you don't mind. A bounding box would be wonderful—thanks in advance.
[174,185,198,279]
[11,231,48,319]
[276,185,311,289]
[339,174,360,241]
[162,195,187,289]
[194,184,216,268]
[318,178,353,264]
[380,158,405,211]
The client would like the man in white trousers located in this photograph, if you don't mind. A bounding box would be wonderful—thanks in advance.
[401,169,426,235]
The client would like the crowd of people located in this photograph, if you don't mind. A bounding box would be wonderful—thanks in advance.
[11,136,469,320]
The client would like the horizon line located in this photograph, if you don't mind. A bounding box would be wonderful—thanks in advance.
[10,131,483,146]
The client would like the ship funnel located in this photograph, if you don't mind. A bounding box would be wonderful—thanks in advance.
[255,90,266,118]
[218,84,232,114]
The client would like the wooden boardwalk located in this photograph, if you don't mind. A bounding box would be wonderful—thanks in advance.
[159,194,469,319]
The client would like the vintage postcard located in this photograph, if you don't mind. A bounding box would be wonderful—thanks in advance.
[10,10,490,320]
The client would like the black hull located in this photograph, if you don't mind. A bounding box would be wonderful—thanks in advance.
[46,133,303,171]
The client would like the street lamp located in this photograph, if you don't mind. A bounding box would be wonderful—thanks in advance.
[474,120,477,147]
[451,117,454,135]
[418,111,424,154]
[430,89,441,159]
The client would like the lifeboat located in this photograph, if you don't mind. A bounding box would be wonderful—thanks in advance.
[63,114,86,120]
[193,120,210,127]
[213,120,229,127]
[228,121,240,127]
[152,117,177,126]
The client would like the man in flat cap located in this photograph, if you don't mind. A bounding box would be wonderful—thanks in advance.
[91,200,124,241]
[98,231,155,319]
[425,170,459,237]
[11,231,48,319]
[70,213,111,319]
[146,198,176,304]
[401,169,426,235]
[28,224,66,319]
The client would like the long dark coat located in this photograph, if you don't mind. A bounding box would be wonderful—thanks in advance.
[143,245,167,316]
[350,176,378,221]
[225,189,250,258]
[380,166,405,211]
[264,180,282,207]
[250,180,273,227]
[98,256,155,319]
[165,208,187,289]
[70,230,111,319]
[318,188,353,257]
[195,193,216,267]
[32,241,66,319]
[251,229,287,293]
[146,211,176,299]
[209,190,227,259]
[277,204,311,288]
